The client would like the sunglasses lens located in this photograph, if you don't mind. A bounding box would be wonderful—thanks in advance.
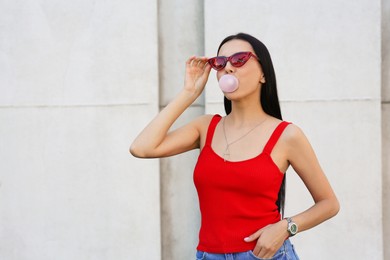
[230,52,251,67]
[208,52,254,71]
[209,57,226,70]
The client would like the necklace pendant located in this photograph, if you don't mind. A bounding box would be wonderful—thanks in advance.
[223,153,229,162]
[222,116,268,163]
[223,147,230,162]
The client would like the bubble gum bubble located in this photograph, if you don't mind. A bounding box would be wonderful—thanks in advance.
[218,74,239,93]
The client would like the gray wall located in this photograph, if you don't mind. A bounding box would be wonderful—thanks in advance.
[0,1,161,259]
[158,1,204,259]
[0,0,388,259]
[382,0,390,259]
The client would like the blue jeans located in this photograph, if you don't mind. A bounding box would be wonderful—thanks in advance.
[196,239,299,260]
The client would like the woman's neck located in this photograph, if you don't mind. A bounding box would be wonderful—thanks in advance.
[227,99,268,127]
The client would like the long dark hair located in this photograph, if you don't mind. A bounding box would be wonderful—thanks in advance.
[217,33,286,217]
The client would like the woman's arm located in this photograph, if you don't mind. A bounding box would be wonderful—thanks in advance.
[246,124,340,258]
[284,124,340,232]
[130,56,211,158]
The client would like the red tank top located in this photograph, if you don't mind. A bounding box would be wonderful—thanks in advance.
[193,115,291,253]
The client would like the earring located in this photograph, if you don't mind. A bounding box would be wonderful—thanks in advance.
[260,77,265,84]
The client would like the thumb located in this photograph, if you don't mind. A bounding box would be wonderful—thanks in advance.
[244,229,264,242]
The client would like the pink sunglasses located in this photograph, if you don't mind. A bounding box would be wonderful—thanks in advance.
[208,51,259,71]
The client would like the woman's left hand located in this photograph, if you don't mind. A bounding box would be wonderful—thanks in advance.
[244,220,289,259]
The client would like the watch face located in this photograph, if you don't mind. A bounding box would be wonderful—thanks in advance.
[290,223,298,234]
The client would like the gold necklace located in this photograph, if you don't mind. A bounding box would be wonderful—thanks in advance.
[222,117,267,162]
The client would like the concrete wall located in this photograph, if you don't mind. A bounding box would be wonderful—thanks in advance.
[382,0,390,259]
[0,0,387,259]
[0,1,161,259]
[158,1,204,259]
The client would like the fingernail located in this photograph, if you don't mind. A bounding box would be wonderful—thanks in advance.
[244,237,250,242]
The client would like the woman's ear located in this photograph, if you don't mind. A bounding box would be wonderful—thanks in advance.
[260,75,266,84]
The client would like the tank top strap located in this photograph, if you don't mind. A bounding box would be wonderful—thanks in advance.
[262,121,291,155]
[205,114,222,146]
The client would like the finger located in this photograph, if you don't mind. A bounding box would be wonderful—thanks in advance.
[195,57,208,67]
[252,246,260,256]
[190,58,200,68]
[244,229,263,242]
[203,61,211,72]
[199,56,208,63]
[201,57,211,69]
[186,56,196,67]
[195,60,204,67]
[257,243,277,259]
[257,247,267,258]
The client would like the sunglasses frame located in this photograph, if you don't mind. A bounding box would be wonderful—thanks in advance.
[208,51,259,71]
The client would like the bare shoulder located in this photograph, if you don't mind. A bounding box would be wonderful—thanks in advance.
[281,123,312,152]
[191,114,219,147]
[282,123,305,140]
[191,114,218,130]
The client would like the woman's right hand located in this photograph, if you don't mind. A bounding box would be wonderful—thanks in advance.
[184,56,212,97]
[130,56,212,158]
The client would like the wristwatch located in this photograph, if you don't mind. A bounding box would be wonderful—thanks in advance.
[285,217,298,237]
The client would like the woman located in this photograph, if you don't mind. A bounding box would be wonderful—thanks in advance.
[130,33,339,260]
